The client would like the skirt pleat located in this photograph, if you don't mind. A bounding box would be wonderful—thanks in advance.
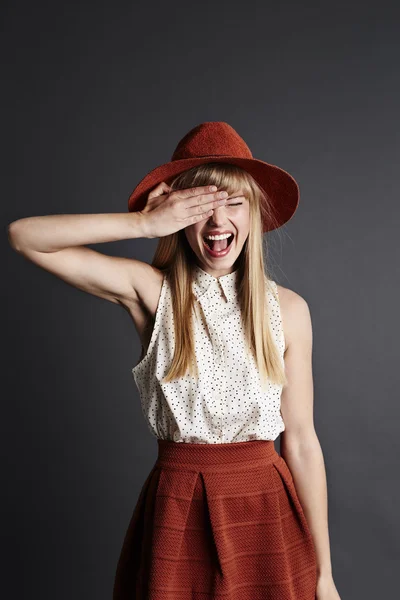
[113,440,317,600]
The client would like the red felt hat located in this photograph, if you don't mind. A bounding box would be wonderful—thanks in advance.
[127,121,300,232]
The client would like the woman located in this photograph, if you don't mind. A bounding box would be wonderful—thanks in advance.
[8,122,340,599]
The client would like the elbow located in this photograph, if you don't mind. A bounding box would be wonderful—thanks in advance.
[7,220,25,253]
[281,426,319,456]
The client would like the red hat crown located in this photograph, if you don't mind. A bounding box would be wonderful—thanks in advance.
[172,122,253,161]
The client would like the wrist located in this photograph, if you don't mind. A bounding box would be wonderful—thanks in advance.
[131,211,152,239]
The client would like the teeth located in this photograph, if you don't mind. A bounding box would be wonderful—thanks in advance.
[204,233,233,240]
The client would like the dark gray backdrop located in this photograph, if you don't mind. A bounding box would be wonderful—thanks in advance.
[2,1,399,598]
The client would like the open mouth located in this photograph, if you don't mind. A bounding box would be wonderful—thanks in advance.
[202,234,234,251]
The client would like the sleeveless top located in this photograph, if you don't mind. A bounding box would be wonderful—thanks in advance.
[132,264,286,444]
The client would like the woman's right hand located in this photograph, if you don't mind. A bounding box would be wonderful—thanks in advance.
[137,182,229,239]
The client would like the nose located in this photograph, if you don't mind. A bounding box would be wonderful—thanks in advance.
[208,205,229,225]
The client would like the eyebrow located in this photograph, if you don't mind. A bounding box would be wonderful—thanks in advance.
[228,194,245,200]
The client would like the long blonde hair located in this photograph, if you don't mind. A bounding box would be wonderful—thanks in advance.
[151,162,287,390]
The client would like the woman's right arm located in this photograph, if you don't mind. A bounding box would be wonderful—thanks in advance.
[7,212,155,307]
[7,184,227,307]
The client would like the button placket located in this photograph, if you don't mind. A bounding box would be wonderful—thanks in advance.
[218,328,227,438]
[198,295,219,431]
[211,309,227,438]
[196,280,229,441]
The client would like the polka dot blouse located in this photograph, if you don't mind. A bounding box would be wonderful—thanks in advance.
[132,264,286,444]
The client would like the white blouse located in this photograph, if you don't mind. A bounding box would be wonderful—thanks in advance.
[132,264,286,444]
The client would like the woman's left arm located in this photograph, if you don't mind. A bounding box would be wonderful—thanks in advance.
[278,286,341,600]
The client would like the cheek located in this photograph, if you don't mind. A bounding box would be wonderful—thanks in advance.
[236,211,250,236]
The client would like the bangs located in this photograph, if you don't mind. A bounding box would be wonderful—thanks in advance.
[169,162,254,200]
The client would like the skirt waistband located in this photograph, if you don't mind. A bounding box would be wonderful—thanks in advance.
[156,439,279,473]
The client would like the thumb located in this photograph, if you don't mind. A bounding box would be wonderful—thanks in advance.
[148,181,172,200]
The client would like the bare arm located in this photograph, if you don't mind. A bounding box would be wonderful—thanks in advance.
[278,285,339,593]
[7,212,154,306]
[7,184,229,307]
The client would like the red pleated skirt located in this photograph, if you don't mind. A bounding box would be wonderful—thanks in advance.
[113,439,317,600]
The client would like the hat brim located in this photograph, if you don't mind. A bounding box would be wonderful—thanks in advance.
[128,156,299,233]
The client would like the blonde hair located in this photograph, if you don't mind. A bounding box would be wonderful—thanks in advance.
[151,162,287,391]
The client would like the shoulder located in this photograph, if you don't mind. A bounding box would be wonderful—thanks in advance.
[274,282,313,351]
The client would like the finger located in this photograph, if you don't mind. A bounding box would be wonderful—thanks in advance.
[150,181,169,193]
[173,185,218,199]
[186,208,215,224]
[185,191,228,214]
[158,181,172,192]
[148,181,171,200]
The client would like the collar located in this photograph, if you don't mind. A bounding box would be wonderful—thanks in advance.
[192,264,239,303]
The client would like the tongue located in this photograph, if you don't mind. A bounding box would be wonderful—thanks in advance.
[212,238,228,251]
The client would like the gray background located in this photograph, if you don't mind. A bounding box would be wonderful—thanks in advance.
[2,0,399,598]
